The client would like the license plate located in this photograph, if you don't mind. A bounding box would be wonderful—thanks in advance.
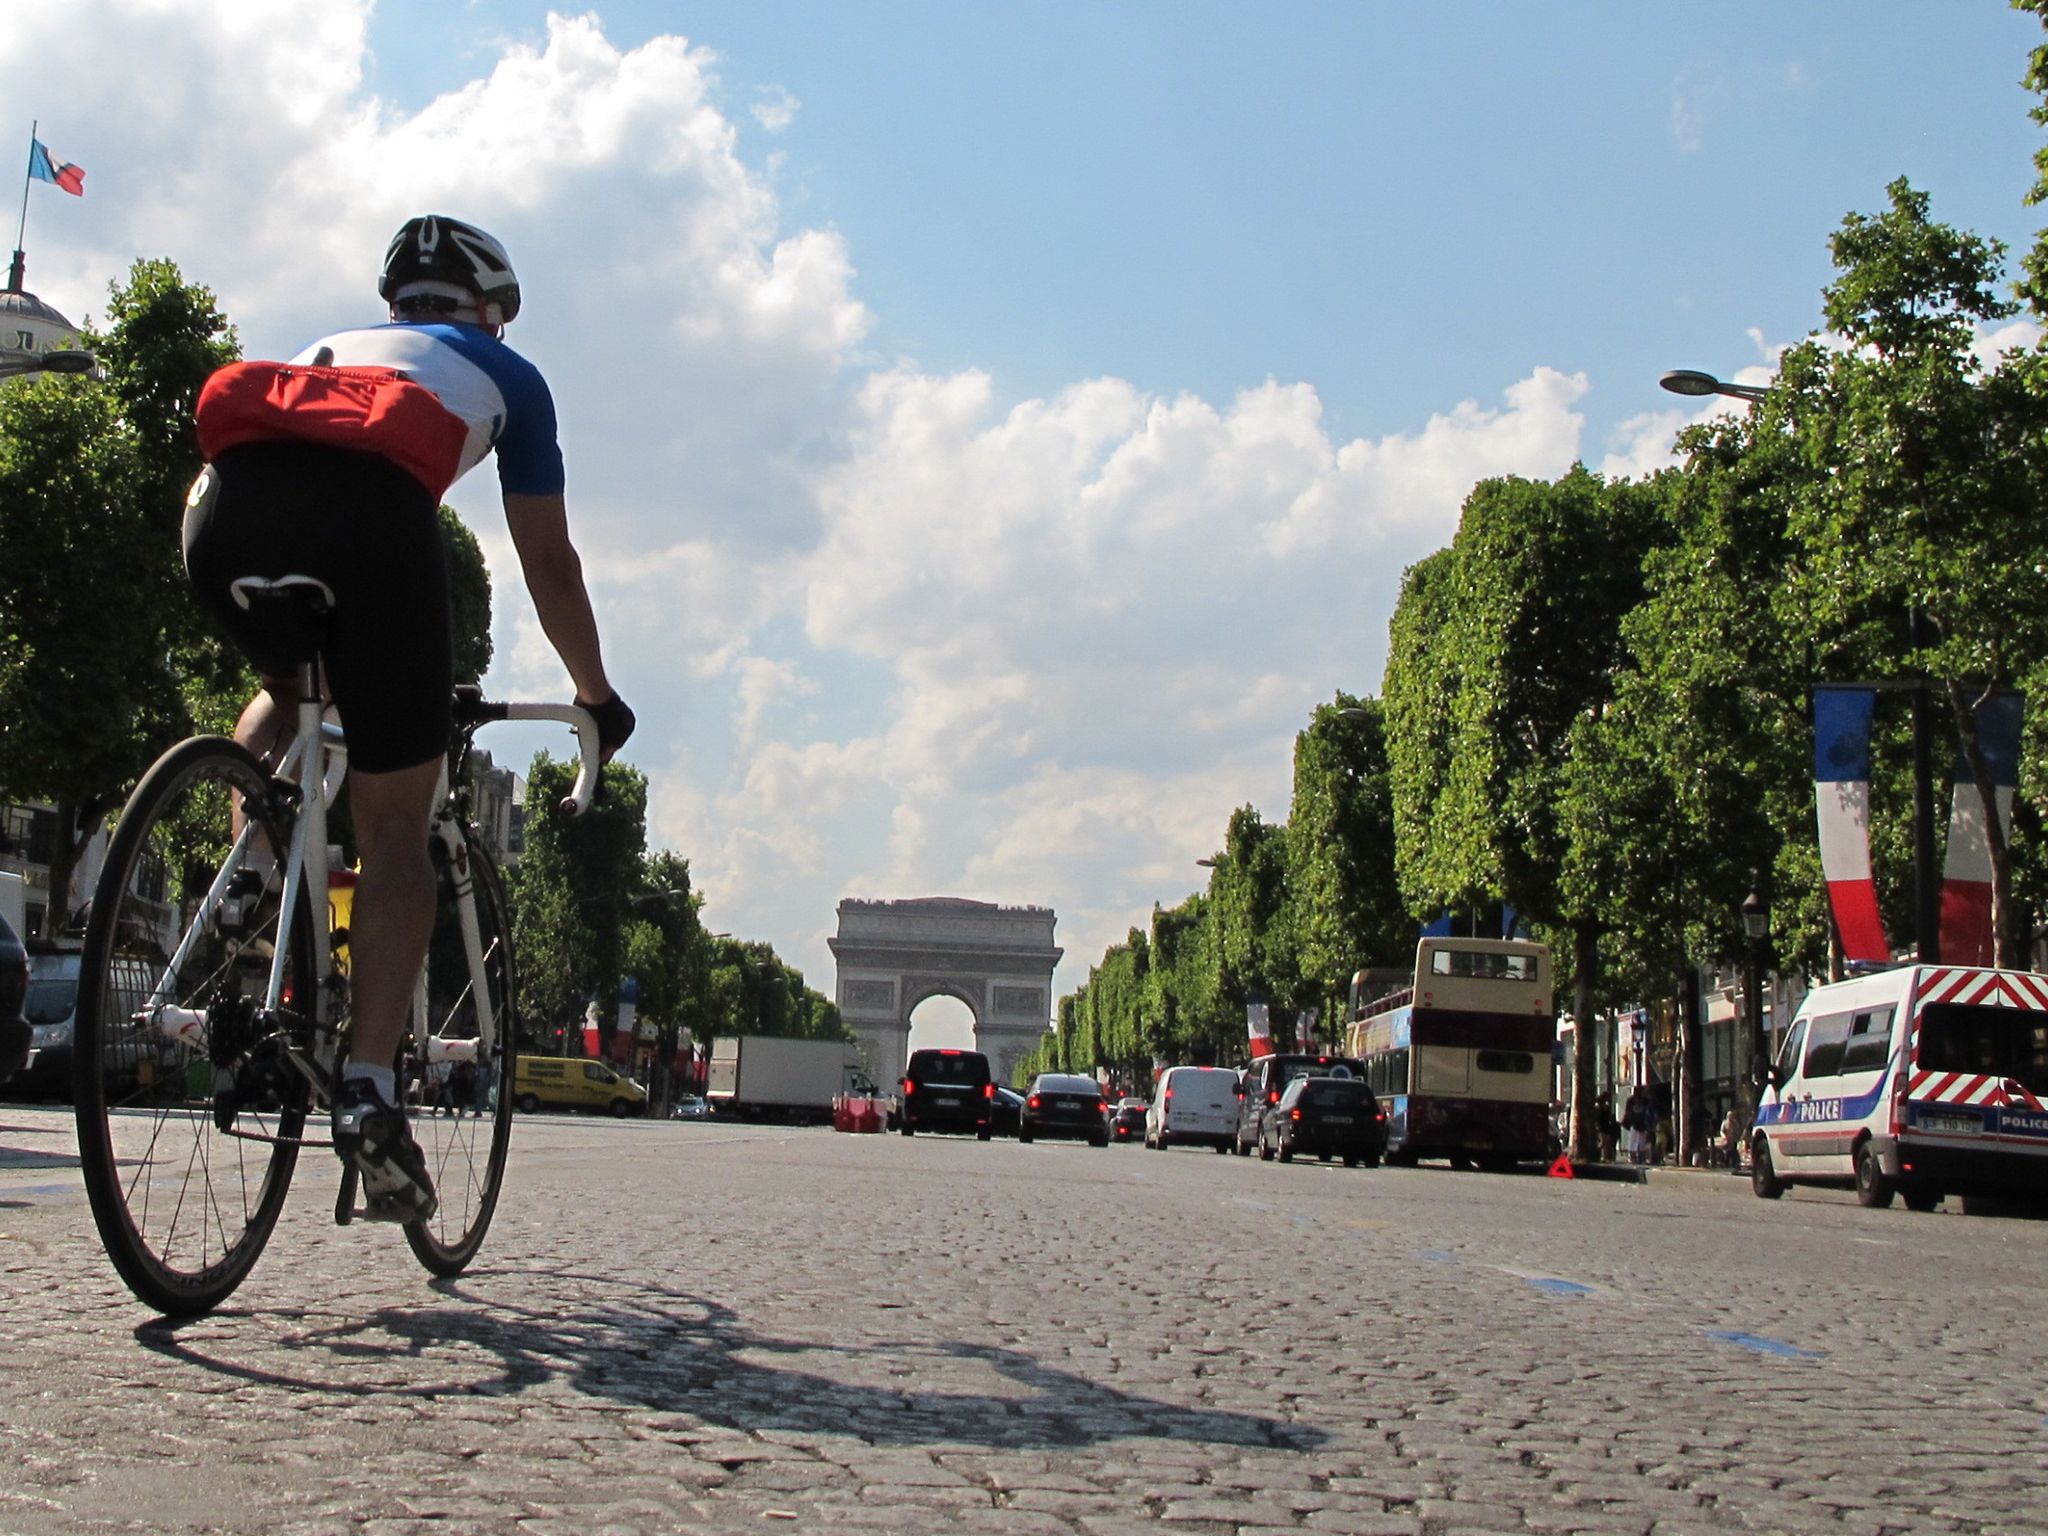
[933,1095,960,1107]
[1921,1112,1981,1135]
[1323,1114,1353,1124]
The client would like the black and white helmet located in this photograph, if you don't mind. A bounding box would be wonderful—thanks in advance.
[379,214,521,326]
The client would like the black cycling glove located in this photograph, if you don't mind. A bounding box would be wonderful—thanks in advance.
[581,691,636,754]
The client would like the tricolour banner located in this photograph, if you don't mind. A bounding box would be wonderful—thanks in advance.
[1295,1006,1319,1052]
[1246,994,1273,1060]
[1814,686,1891,965]
[1938,690,2023,967]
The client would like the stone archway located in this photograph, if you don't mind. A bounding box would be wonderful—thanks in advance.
[829,898,1061,1090]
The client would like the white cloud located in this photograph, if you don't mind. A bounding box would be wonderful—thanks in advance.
[1668,62,1722,154]
[12,3,1599,1004]
[752,87,801,133]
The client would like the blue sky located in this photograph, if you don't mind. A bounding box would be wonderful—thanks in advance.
[367,2,2046,446]
[9,3,2047,1048]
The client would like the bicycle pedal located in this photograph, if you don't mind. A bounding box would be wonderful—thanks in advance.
[354,1192,427,1224]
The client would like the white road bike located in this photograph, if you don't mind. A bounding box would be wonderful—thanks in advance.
[73,574,600,1316]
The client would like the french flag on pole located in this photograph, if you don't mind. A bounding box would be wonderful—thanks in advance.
[28,138,83,197]
[1246,993,1274,1060]
[1938,690,2024,967]
[1814,686,1891,965]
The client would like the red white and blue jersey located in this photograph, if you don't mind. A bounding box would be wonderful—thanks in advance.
[286,322,566,497]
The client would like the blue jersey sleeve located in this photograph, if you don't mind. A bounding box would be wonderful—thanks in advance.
[428,325,568,497]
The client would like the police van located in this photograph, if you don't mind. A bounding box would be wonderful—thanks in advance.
[1752,965,2048,1211]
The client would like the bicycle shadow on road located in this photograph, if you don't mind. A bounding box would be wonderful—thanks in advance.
[0,1116,84,1201]
[135,1267,1321,1454]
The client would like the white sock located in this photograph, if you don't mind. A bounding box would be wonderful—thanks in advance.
[342,1063,397,1107]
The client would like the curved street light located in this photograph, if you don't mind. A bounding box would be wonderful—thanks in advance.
[1659,368,1768,405]
[0,347,98,380]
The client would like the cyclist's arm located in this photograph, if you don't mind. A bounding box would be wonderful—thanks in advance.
[502,490,616,720]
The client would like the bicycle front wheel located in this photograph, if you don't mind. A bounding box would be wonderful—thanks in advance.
[403,828,516,1275]
[74,736,317,1316]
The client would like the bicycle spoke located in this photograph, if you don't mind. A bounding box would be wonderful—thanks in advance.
[75,738,313,1317]
[403,828,516,1275]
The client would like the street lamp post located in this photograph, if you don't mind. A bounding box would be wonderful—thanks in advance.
[1739,878,1770,1137]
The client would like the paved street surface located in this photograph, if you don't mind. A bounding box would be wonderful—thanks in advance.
[0,1104,2043,1535]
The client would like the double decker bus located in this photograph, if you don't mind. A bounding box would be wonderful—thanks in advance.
[1344,937,1554,1169]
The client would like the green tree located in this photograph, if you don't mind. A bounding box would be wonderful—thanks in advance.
[621,849,707,1100]
[1382,466,1670,1159]
[1146,894,1230,1065]
[441,507,495,685]
[1203,805,1292,1033]
[1283,694,1408,1039]
[0,376,173,935]
[88,258,247,735]
[511,755,649,1046]
[1779,178,2048,964]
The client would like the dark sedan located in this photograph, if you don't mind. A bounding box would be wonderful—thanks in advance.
[1259,1074,1385,1167]
[988,1085,1025,1137]
[1020,1073,1107,1146]
[1108,1097,1148,1143]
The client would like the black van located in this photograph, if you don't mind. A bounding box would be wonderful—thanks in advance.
[1232,1052,1367,1156]
[900,1047,993,1139]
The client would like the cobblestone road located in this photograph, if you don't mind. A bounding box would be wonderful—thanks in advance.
[0,1103,2043,1534]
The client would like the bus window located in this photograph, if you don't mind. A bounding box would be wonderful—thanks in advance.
[1429,948,1537,982]
[1475,1050,1535,1074]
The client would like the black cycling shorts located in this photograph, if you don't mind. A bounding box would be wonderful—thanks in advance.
[182,439,453,775]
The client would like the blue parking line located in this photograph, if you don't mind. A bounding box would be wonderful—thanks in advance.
[1528,1277,1593,1297]
[1419,1249,1454,1263]
[1705,1329,1819,1359]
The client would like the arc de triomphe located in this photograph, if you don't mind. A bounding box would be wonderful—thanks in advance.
[829,898,1061,1089]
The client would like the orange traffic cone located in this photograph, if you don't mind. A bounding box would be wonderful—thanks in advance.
[1546,1152,1574,1179]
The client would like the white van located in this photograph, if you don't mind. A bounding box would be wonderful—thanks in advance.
[1752,964,2048,1211]
[1146,1066,1240,1153]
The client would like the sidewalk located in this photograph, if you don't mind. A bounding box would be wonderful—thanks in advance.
[1549,1157,1757,1196]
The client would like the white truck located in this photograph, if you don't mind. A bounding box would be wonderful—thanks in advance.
[0,871,26,938]
[707,1035,874,1123]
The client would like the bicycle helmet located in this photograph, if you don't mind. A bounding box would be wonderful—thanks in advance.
[379,215,521,326]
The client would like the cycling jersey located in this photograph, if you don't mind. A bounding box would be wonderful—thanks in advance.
[286,322,565,497]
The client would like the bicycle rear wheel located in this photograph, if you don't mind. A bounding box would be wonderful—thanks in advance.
[74,736,318,1316]
[403,828,516,1275]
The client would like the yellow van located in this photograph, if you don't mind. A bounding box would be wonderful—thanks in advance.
[512,1056,648,1117]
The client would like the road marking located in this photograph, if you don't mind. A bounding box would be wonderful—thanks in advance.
[1705,1329,1819,1359]
[1526,1277,1594,1297]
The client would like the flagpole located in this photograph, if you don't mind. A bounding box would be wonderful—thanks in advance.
[9,119,34,293]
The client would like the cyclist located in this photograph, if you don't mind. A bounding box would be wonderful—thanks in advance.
[183,213,634,1221]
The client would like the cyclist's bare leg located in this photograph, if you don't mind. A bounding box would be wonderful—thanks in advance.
[227,672,316,859]
[233,672,303,770]
[343,759,441,1078]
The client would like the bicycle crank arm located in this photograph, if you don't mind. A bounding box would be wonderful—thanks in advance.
[334,1163,358,1226]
